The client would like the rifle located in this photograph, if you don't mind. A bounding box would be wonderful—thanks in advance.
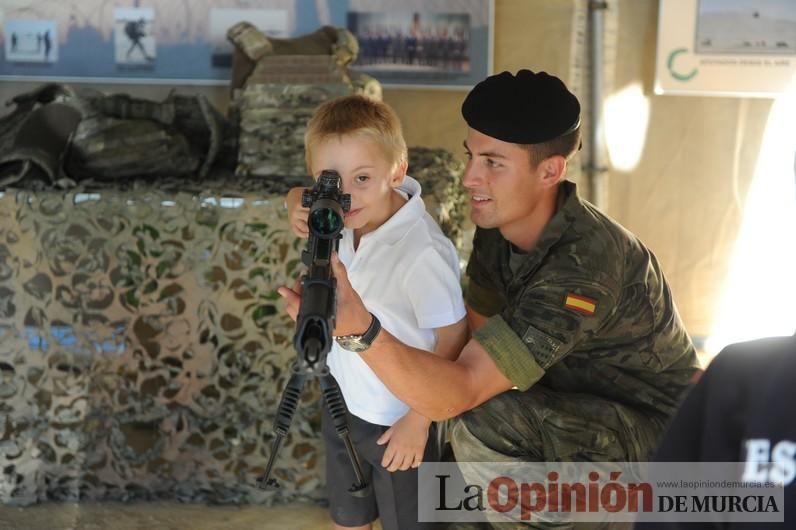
[257,170,369,497]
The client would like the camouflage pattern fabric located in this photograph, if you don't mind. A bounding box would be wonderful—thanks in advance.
[234,81,352,178]
[227,24,380,180]
[448,387,652,529]
[0,84,234,188]
[450,386,663,464]
[448,180,698,529]
[465,180,699,424]
[226,23,359,94]
[407,147,468,252]
[0,150,464,506]
[0,181,321,506]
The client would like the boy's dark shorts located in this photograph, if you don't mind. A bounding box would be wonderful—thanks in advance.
[322,403,439,530]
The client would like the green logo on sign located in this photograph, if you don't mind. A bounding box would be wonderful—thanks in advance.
[667,48,698,81]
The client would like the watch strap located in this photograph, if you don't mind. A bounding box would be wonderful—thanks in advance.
[361,312,381,346]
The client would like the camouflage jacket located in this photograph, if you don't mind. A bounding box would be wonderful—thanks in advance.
[466,181,699,419]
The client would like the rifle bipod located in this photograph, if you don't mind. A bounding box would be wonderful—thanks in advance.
[257,363,370,497]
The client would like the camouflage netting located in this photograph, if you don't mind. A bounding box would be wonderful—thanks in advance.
[0,22,468,506]
[408,148,469,252]
[0,148,465,507]
[0,182,323,507]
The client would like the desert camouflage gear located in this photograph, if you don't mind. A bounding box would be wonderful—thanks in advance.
[227,24,380,179]
[407,147,468,250]
[227,23,359,93]
[233,82,351,178]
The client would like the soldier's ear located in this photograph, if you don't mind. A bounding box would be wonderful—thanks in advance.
[539,155,566,188]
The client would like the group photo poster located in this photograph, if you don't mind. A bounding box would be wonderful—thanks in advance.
[0,0,493,89]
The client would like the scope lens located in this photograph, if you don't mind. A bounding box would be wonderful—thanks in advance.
[309,207,343,236]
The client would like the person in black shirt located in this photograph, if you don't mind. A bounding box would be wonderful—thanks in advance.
[636,334,796,529]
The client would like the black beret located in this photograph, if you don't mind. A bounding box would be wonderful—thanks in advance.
[462,69,581,144]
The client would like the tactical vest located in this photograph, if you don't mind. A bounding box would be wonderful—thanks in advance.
[226,23,381,178]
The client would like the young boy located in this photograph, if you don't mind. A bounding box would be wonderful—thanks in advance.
[280,95,467,530]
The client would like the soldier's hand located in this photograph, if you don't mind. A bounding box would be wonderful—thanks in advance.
[277,276,302,321]
[286,187,309,239]
[329,252,372,336]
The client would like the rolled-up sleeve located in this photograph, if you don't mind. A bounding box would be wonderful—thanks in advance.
[473,315,545,390]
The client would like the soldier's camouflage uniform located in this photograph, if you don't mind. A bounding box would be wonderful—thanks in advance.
[447,180,700,529]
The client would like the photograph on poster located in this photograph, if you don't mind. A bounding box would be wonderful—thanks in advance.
[114,7,156,66]
[3,20,57,63]
[655,0,796,97]
[208,8,288,68]
[696,0,796,55]
[347,11,471,74]
[0,0,492,87]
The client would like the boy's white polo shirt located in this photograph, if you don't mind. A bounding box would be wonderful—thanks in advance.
[327,175,466,427]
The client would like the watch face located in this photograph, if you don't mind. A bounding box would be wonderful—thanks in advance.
[335,336,368,353]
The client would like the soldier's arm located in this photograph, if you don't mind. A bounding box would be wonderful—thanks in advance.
[361,326,514,421]
[335,252,513,420]
[279,254,513,420]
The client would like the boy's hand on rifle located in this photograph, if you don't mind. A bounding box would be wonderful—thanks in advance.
[286,187,310,239]
[277,276,302,321]
[377,410,431,472]
[278,253,370,335]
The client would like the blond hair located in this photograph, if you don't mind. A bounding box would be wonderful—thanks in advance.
[304,95,407,174]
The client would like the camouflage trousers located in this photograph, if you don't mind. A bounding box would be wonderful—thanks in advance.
[445,385,666,530]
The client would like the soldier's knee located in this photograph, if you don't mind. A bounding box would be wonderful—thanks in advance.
[456,399,503,447]
[448,415,484,462]
[460,391,524,432]
[450,393,528,457]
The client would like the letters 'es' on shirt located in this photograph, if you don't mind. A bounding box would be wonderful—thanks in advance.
[642,336,796,529]
[465,180,700,419]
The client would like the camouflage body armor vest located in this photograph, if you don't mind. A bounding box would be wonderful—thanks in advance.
[226,23,380,178]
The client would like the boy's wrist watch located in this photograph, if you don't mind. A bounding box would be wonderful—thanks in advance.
[335,313,381,352]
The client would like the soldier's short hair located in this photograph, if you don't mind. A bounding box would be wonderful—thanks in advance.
[521,127,582,169]
[304,94,407,174]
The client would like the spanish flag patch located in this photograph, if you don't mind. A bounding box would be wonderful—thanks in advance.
[564,293,597,315]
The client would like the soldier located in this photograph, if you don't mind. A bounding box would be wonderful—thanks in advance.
[43,30,51,61]
[282,70,700,527]
[635,334,796,529]
[125,18,153,62]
